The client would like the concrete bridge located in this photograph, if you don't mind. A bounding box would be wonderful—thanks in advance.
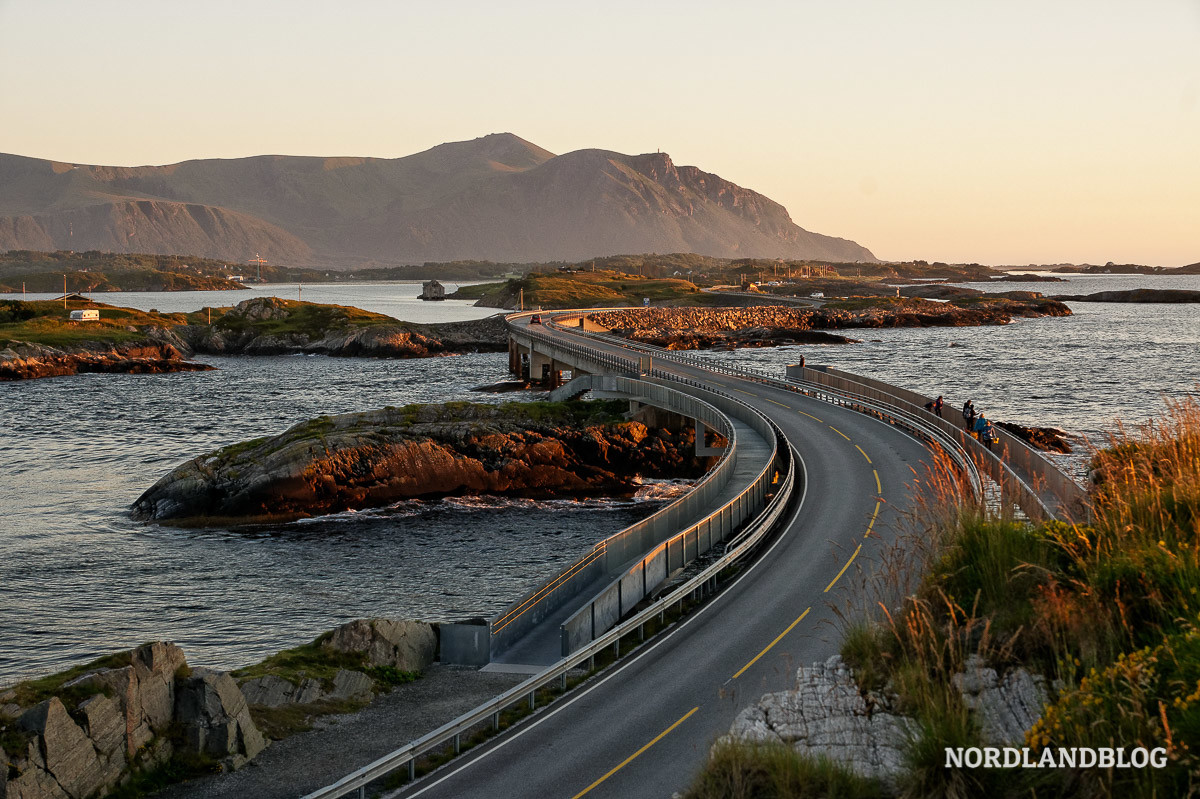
[307,308,1087,799]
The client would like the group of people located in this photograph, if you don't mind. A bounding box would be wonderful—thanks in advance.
[925,395,998,451]
[961,399,998,451]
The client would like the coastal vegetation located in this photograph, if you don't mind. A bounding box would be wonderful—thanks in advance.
[0,250,247,292]
[689,396,1200,797]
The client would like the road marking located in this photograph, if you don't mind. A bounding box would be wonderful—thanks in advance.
[828,426,851,441]
[873,469,881,494]
[766,398,789,409]
[570,707,700,798]
[734,387,756,396]
[731,607,811,679]
[865,501,880,538]
[854,445,872,464]
[824,545,862,593]
[797,410,823,423]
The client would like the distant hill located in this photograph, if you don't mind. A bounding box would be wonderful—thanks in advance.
[0,134,876,267]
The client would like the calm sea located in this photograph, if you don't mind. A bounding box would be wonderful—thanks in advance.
[1,276,1197,684]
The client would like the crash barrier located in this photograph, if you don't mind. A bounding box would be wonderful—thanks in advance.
[482,374,743,659]
[559,378,783,656]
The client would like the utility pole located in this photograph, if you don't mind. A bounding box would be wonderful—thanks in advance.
[519,288,524,311]
[63,275,67,308]
[298,283,302,302]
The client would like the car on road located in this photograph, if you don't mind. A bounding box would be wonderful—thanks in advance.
[530,314,543,324]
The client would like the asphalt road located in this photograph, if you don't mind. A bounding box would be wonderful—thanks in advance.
[385,324,936,799]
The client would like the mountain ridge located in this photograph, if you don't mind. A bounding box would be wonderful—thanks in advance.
[0,134,876,266]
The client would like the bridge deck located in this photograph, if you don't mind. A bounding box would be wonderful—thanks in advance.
[485,416,773,671]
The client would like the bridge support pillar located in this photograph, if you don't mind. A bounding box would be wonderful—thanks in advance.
[696,420,726,457]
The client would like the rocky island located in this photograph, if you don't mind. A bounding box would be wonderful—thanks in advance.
[0,297,508,380]
[132,399,715,525]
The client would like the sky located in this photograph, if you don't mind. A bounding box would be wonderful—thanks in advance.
[1,0,1196,266]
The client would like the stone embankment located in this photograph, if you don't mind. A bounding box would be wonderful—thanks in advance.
[131,400,712,524]
[0,340,213,381]
[587,297,1070,350]
[0,619,436,799]
[728,654,1048,785]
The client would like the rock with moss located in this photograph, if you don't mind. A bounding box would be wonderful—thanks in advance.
[0,642,267,799]
[131,400,711,525]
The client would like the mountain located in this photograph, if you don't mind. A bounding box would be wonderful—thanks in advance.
[0,134,876,266]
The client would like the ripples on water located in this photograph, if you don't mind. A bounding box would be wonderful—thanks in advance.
[2,275,1196,684]
[0,353,673,683]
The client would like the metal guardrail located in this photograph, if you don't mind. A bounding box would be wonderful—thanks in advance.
[486,376,741,656]
[558,377,781,656]
[302,424,797,799]
[302,316,799,799]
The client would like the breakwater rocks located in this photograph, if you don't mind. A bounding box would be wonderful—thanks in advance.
[996,422,1073,453]
[587,297,1070,350]
[0,340,213,381]
[131,400,711,524]
[727,655,1048,785]
[1051,288,1200,303]
[0,643,265,799]
[180,298,508,358]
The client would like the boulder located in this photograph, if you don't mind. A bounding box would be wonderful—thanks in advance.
[3,766,72,799]
[17,698,107,799]
[239,675,325,708]
[322,619,436,672]
[328,670,375,703]
[951,655,1049,745]
[175,668,266,770]
[75,694,126,776]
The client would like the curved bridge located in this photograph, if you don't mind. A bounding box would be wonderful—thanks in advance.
[306,308,1085,799]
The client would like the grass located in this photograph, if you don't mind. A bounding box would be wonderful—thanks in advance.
[815,394,1200,797]
[682,740,886,799]
[230,632,367,688]
[211,298,396,338]
[469,270,702,309]
[8,649,132,709]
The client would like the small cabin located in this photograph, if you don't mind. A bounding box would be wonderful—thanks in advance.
[420,279,446,301]
[70,309,100,322]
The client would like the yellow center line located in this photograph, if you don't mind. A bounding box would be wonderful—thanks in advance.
[824,544,862,593]
[797,410,824,423]
[731,608,811,680]
[854,444,872,464]
[766,398,789,408]
[734,388,756,396]
[828,426,851,441]
[865,501,880,538]
[873,469,881,494]
[571,706,700,798]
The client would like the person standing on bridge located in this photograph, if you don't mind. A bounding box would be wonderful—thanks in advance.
[963,399,976,431]
[933,395,944,418]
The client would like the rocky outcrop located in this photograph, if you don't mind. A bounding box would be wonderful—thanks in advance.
[588,298,1070,351]
[729,654,1049,784]
[0,339,213,381]
[0,643,266,799]
[131,401,711,524]
[322,619,437,673]
[175,669,266,770]
[1051,288,1200,303]
[996,422,1073,453]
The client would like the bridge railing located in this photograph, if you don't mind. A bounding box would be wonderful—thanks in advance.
[300,418,799,799]
[541,318,984,504]
[558,377,782,656]
[486,376,740,657]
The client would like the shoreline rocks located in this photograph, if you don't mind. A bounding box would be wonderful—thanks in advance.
[1051,288,1200,303]
[0,340,213,381]
[131,401,713,525]
[0,643,266,799]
